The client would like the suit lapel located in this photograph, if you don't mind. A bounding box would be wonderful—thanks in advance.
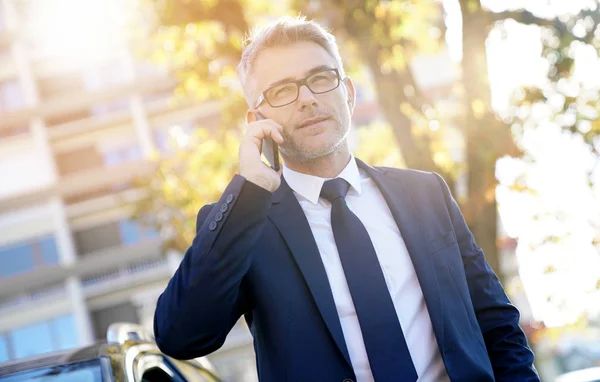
[356,159,445,350]
[269,178,353,368]
[268,159,446,365]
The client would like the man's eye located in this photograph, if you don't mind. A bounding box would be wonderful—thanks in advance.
[274,85,295,96]
[309,73,336,86]
[311,75,328,82]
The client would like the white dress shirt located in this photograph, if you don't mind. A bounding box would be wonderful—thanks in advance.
[282,155,450,382]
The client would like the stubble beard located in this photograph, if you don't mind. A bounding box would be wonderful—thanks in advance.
[279,114,350,163]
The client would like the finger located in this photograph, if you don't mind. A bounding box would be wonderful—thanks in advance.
[260,118,284,133]
[248,118,284,136]
[247,121,284,144]
[250,119,283,135]
[270,126,284,144]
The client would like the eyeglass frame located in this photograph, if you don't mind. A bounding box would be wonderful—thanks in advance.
[254,67,345,109]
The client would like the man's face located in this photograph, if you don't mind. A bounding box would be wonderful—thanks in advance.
[249,41,355,162]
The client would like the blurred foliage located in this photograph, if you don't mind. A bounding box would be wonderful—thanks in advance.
[509,6,600,156]
[354,122,405,169]
[132,128,242,252]
[504,4,600,247]
[498,3,600,321]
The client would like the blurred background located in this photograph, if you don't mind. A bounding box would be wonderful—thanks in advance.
[0,0,599,380]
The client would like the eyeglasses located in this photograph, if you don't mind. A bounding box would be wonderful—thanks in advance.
[254,68,342,109]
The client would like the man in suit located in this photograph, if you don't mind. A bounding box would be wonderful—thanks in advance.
[154,16,540,382]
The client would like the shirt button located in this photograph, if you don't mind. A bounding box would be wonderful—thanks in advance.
[226,194,234,204]
[208,221,217,231]
[220,203,228,213]
[214,212,223,222]
[342,379,354,382]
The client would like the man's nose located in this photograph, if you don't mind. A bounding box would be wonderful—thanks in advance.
[297,84,318,109]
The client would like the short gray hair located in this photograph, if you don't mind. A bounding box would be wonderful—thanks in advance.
[237,16,345,107]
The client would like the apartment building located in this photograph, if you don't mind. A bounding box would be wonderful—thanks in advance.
[0,0,256,380]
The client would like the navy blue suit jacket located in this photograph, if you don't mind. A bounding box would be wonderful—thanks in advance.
[154,159,539,382]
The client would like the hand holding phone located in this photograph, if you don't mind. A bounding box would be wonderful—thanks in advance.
[238,112,283,193]
[256,112,281,172]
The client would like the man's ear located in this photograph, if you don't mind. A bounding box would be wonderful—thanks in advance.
[343,77,356,112]
[246,109,258,124]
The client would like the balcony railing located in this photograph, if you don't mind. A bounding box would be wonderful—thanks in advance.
[0,256,171,312]
[0,76,176,132]
[59,159,154,203]
[82,257,170,297]
[0,283,66,313]
[0,237,165,298]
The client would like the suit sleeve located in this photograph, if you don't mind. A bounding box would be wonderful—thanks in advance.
[154,174,272,359]
[433,173,540,381]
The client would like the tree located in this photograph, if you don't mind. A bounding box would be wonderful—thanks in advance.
[457,0,600,276]
[507,5,600,155]
[497,3,600,328]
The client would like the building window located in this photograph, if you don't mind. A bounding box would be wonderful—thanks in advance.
[74,219,158,255]
[119,220,158,246]
[154,122,195,153]
[0,235,60,278]
[0,80,25,112]
[0,335,10,363]
[89,99,129,117]
[91,302,139,341]
[55,145,104,177]
[51,315,79,351]
[73,222,122,255]
[6,314,78,361]
[10,321,54,359]
[102,144,142,167]
[82,60,130,92]
[37,73,84,103]
[82,60,131,117]
[39,236,60,265]
[0,243,35,278]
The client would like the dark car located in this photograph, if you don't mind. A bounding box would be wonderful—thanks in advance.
[0,323,222,382]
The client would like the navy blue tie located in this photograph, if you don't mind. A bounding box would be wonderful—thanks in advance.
[321,178,418,382]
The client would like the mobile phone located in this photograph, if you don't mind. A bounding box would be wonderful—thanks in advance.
[256,112,281,172]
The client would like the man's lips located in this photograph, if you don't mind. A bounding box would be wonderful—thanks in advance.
[298,116,330,128]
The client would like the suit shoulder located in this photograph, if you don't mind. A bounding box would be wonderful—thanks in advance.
[376,166,444,194]
[377,166,436,182]
[196,203,216,232]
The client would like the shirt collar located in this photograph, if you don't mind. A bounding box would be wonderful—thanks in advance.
[282,154,362,205]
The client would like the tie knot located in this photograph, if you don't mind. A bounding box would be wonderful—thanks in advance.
[320,178,350,203]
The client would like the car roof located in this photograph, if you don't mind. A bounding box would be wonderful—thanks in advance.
[556,367,600,382]
[0,342,110,377]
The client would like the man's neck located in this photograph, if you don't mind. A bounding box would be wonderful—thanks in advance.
[283,145,352,178]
